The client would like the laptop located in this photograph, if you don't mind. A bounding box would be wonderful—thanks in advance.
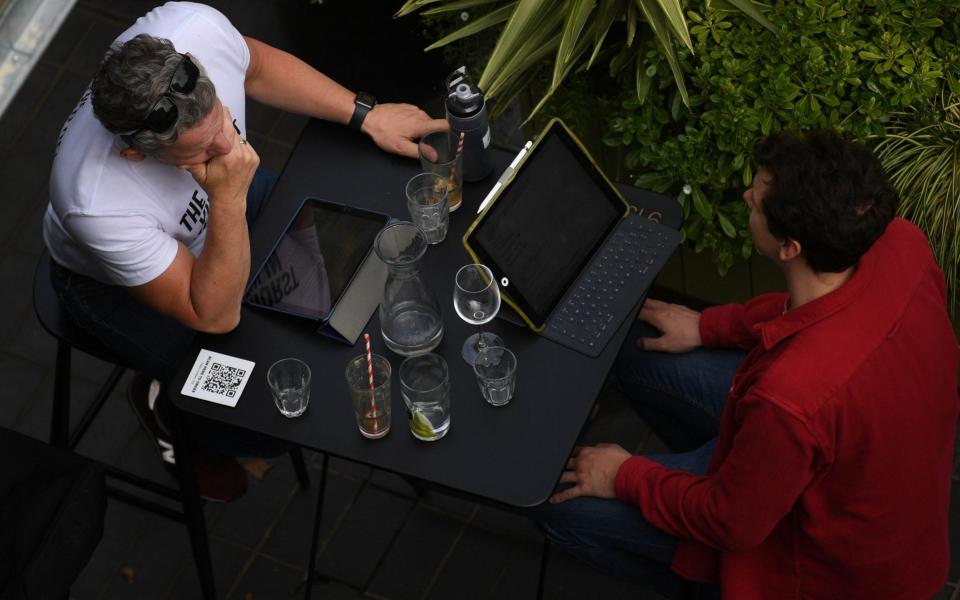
[463,119,681,357]
[243,197,389,345]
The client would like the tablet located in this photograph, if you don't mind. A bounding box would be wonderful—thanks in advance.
[463,119,629,330]
[244,198,389,321]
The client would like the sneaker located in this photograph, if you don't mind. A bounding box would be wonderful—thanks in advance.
[127,373,247,502]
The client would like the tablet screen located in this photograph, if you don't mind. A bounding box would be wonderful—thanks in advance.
[467,122,625,327]
[244,198,388,321]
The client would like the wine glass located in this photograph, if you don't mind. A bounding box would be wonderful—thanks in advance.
[454,264,503,364]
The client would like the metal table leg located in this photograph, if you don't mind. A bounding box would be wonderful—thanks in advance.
[304,453,329,600]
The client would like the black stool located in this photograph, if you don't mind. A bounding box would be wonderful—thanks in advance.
[32,251,312,600]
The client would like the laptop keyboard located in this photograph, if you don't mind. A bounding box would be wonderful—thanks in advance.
[542,213,680,357]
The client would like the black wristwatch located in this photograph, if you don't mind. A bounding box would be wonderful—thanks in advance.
[349,92,377,131]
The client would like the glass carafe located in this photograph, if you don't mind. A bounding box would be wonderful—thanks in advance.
[375,222,444,356]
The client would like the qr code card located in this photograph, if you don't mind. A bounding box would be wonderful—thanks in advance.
[180,349,255,407]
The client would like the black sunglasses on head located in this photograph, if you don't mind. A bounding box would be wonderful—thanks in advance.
[118,53,199,137]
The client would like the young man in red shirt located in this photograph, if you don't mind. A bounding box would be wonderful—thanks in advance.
[540,130,959,598]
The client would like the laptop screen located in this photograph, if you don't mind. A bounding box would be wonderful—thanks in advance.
[244,198,388,321]
[467,122,625,327]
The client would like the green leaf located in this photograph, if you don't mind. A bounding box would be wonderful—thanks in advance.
[425,4,515,50]
[717,212,737,238]
[720,0,777,34]
[692,186,712,219]
[478,0,553,93]
[553,0,597,87]
[586,0,620,68]
[421,0,506,15]
[859,51,884,61]
[395,0,445,18]
[634,0,690,107]
[645,0,694,52]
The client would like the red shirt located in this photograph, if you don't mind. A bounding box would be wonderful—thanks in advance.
[615,219,959,599]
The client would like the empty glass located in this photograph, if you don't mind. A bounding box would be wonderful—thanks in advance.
[453,263,503,364]
[345,354,392,439]
[474,347,517,407]
[399,353,451,441]
[267,358,311,418]
[405,173,449,244]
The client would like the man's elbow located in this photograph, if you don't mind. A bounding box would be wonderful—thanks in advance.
[193,309,241,334]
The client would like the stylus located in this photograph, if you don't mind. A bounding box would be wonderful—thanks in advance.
[477,140,533,214]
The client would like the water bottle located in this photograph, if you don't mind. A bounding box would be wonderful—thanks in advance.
[445,66,493,182]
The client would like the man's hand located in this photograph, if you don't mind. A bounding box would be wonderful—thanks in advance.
[636,299,703,353]
[362,103,448,159]
[549,444,632,504]
[180,106,259,202]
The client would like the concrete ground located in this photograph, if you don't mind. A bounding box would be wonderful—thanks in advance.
[0,0,957,598]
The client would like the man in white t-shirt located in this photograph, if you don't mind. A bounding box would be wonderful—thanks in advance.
[42,2,444,500]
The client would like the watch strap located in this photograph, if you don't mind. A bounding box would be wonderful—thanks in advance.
[349,92,376,131]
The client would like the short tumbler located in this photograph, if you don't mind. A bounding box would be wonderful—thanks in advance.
[473,347,517,406]
[405,172,450,245]
[345,354,392,439]
[399,353,451,441]
[267,358,311,418]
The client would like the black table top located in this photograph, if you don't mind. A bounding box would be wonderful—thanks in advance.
[171,119,649,508]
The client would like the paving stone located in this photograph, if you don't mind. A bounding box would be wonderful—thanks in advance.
[211,455,301,548]
[367,506,464,599]
[73,375,142,464]
[65,15,128,77]
[6,312,57,369]
[0,252,39,340]
[419,489,477,521]
[426,525,523,600]
[40,5,96,67]
[246,132,293,176]
[0,62,58,158]
[164,538,253,600]
[471,504,542,544]
[260,471,362,567]
[70,500,151,600]
[224,554,302,600]
[245,98,283,139]
[370,469,418,498]
[315,484,414,588]
[0,352,47,429]
[13,186,51,257]
[329,455,372,481]
[270,111,308,144]
[13,373,98,442]
[97,511,198,600]
[485,535,542,600]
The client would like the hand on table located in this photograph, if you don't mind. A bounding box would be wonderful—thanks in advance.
[549,444,632,504]
[362,102,448,159]
[635,299,703,353]
[181,106,260,203]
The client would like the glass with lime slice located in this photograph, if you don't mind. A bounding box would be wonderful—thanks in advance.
[400,354,451,441]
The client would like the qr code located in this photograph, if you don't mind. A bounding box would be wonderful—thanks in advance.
[200,362,246,398]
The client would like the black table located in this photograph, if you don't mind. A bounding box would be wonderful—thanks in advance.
[170,118,676,597]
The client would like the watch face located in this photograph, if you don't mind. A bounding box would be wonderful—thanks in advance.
[355,92,376,109]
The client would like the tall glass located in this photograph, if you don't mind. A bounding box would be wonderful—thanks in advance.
[453,263,503,364]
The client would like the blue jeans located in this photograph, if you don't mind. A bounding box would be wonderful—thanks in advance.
[51,168,280,457]
[536,319,746,595]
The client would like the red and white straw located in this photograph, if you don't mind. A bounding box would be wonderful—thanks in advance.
[364,333,377,411]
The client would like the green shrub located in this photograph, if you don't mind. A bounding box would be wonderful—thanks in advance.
[606,0,960,274]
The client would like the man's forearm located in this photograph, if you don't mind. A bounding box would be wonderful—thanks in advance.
[189,196,250,331]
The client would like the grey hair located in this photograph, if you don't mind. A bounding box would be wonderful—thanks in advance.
[91,34,217,156]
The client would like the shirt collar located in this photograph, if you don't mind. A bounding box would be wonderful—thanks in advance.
[755,245,878,350]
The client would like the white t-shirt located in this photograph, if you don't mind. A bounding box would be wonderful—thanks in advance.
[43,1,249,286]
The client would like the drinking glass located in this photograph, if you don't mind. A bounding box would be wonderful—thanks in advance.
[399,353,451,441]
[418,130,463,213]
[267,358,311,418]
[345,354,392,439]
[453,263,503,364]
[405,172,449,244]
[474,346,517,406]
